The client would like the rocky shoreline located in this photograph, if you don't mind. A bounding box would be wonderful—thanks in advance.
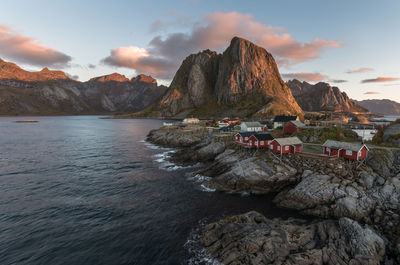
[146,126,400,264]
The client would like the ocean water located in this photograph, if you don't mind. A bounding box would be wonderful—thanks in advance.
[0,116,299,265]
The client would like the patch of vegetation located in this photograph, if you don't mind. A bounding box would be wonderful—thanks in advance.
[294,126,360,143]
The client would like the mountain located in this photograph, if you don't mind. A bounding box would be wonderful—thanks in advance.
[287,79,368,113]
[137,37,303,119]
[0,58,69,81]
[353,99,400,115]
[0,59,167,115]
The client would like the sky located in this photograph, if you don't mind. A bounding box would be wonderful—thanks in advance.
[1,0,400,102]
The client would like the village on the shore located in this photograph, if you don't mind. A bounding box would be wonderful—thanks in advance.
[162,114,384,163]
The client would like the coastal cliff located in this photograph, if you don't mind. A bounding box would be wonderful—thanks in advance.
[146,125,400,263]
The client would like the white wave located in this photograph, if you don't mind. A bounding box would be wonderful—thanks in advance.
[199,184,216,192]
[185,223,222,265]
[187,174,212,183]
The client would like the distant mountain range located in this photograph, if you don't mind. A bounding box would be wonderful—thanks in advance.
[0,58,167,115]
[1,38,398,117]
[353,99,400,115]
[132,37,303,119]
[287,79,368,113]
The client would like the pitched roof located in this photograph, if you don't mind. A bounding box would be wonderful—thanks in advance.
[252,133,274,140]
[322,140,368,152]
[237,132,254,137]
[273,115,297,122]
[242,121,263,127]
[273,137,303,146]
[289,120,306,128]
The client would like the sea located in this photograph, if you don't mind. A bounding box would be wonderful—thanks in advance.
[0,116,299,265]
[353,115,400,141]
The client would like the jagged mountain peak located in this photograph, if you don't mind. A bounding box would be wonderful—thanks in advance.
[131,74,157,84]
[89,73,129,83]
[0,59,69,81]
[287,79,367,113]
[152,36,303,118]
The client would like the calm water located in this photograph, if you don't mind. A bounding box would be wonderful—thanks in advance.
[0,116,299,265]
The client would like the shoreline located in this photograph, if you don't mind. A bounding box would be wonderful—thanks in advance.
[147,124,400,264]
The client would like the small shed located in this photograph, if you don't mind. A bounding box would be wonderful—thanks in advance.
[273,115,298,128]
[234,132,254,145]
[270,137,303,154]
[248,133,274,148]
[322,140,369,160]
[283,120,307,134]
[240,122,263,132]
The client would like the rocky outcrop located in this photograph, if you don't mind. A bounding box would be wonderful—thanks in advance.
[354,99,400,115]
[287,79,367,113]
[0,58,167,115]
[145,37,303,119]
[146,125,209,148]
[196,148,298,194]
[201,211,385,265]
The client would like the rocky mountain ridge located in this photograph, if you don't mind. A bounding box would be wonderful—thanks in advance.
[134,37,303,119]
[287,79,368,113]
[0,59,167,115]
[353,99,400,115]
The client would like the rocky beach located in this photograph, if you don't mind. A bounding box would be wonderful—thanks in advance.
[147,124,400,264]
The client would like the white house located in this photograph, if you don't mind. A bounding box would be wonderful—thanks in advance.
[240,122,263,132]
[183,118,200,124]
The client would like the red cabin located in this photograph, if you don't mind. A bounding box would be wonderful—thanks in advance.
[248,134,274,148]
[269,137,303,154]
[283,120,306,135]
[234,132,254,146]
[322,140,369,160]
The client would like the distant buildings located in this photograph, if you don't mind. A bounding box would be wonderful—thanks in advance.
[273,115,298,128]
[183,118,200,124]
[240,121,264,132]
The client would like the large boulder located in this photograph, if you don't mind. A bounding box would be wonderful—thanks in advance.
[201,211,385,265]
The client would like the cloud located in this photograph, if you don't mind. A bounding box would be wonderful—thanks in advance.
[361,77,399,83]
[103,11,341,79]
[364,91,380,94]
[0,24,71,68]
[346,67,374,74]
[329,79,348,83]
[281,72,328,82]
[87,64,96,69]
[102,46,172,78]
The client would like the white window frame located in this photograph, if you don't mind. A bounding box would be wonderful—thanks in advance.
[277,146,281,151]
[260,141,264,145]
[345,149,352,156]
[285,146,289,151]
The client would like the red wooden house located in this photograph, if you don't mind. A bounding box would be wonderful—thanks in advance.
[322,140,369,160]
[283,120,306,135]
[234,132,254,146]
[270,137,303,154]
[248,133,274,148]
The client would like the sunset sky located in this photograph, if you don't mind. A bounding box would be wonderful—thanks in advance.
[1,0,399,102]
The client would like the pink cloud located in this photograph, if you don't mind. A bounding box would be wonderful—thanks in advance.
[0,25,71,68]
[346,67,374,74]
[364,92,380,94]
[103,11,341,79]
[281,72,328,82]
[361,77,399,83]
